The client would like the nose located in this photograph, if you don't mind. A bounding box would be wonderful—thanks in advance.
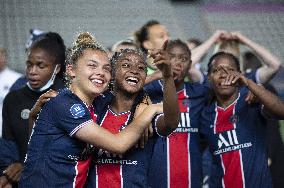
[27,65,38,75]
[95,66,105,77]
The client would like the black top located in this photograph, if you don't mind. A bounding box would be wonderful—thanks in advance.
[2,77,65,162]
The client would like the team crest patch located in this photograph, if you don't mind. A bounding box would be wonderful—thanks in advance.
[21,109,30,120]
[70,104,85,119]
[182,99,191,108]
[229,115,238,124]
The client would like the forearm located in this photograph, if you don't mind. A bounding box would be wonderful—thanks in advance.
[145,70,162,85]
[247,79,284,118]
[191,36,215,65]
[76,107,157,154]
[159,76,180,135]
[242,36,280,69]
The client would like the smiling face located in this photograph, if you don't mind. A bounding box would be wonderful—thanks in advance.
[69,49,111,98]
[113,51,147,95]
[208,55,240,98]
[26,48,59,89]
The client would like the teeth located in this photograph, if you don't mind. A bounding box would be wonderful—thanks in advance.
[126,76,138,83]
[93,79,103,84]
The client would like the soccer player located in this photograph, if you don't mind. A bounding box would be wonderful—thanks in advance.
[18,32,163,188]
[200,51,284,188]
[85,45,179,187]
[146,39,209,188]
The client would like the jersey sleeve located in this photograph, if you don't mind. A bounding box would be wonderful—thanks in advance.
[52,97,93,137]
[2,93,15,140]
[144,80,163,104]
[152,113,168,137]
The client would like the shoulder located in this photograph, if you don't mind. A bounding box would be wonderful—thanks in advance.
[185,82,209,97]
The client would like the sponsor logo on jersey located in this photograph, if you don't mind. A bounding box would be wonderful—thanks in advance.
[70,104,85,119]
[173,112,198,133]
[214,129,252,155]
[94,149,138,165]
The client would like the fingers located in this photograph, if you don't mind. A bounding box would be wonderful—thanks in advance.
[162,40,168,51]
[0,176,9,187]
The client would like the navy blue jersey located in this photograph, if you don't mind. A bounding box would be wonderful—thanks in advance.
[19,88,103,188]
[85,105,162,188]
[145,80,208,188]
[200,87,272,188]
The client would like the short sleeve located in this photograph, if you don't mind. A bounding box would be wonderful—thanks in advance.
[52,96,92,137]
[152,113,167,137]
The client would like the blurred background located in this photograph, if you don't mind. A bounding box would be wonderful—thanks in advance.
[2,0,284,96]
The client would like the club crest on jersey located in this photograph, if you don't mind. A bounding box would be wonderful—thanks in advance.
[21,109,30,120]
[70,104,85,119]
[229,115,238,124]
[182,99,191,108]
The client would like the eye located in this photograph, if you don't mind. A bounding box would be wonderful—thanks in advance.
[138,65,146,71]
[122,62,130,68]
[181,56,188,62]
[104,66,112,72]
[88,63,97,69]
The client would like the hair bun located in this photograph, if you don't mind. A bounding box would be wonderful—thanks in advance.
[75,32,96,45]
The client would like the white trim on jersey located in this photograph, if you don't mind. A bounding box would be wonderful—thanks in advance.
[70,119,93,137]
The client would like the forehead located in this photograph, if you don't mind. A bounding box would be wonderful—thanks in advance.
[168,45,189,56]
[117,52,145,64]
[82,49,110,65]
[28,48,54,62]
[211,56,237,68]
[148,24,167,36]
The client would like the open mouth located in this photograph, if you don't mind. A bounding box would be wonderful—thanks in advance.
[125,76,139,86]
[91,78,104,85]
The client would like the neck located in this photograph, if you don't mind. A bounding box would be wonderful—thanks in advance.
[111,90,137,114]
[70,85,96,106]
[216,92,239,108]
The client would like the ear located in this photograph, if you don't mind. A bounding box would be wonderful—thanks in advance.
[66,64,75,78]
[143,40,153,50]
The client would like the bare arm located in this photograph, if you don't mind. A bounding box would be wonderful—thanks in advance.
[28,90,58,137]
[191,30,226,66]
[149,40,180,135]
[189,30,227,82]
[75,104,163,155]
[221,67,284,119]
[246,79,284,119]
[145,70,162,84]
[232,32,281,84]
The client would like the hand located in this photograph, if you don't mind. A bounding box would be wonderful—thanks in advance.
[30,89,58,119]
[230,31,248,44]
[220,66,248,87]
[245,90,259,104]
[2,162,23,183]
[134,99,154,148]
[149,41,172,78]
[211,30,228,43]
[137,123,154,149]
[0,176,12,188]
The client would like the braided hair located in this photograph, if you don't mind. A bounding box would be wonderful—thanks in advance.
[110,48,149,124]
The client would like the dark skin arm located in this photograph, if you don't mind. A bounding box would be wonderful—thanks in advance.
[221,67,284,119]
[28,89,58,137]
[149,41,181,135]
